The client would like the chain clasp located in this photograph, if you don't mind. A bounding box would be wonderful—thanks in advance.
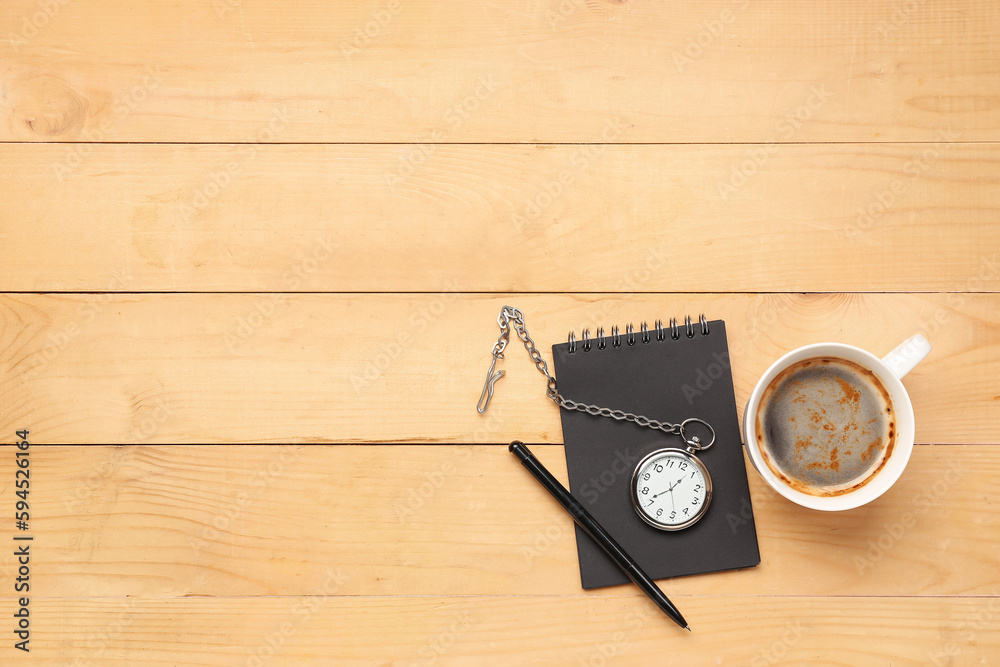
[477,352,505,414]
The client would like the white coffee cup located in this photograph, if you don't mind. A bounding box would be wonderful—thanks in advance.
[743,335,931,511]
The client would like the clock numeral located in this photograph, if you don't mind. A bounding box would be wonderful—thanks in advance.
[683,508,689,515]
[654,464,663,473]
[665,459,675,468]
[669,511,676,520]
[690,471,698,479]
[694,484,701,492]
[641,487,649,495]
[655,508,663,517]
[691,498,699,505]
[647,500,654,507]
[643,473,650,481]
[679,462,688,471]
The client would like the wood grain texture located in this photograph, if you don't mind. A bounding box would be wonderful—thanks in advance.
[1,143,998,292]
[2,0,998,663]
[13,596,1000,665]
[1,444,995,600]
[2,1,1000,143]
[0,293,996,444]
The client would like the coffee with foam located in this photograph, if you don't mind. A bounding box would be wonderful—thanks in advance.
[754,357,896,497]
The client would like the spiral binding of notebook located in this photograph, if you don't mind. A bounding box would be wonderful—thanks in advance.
[567,315,710,353]
[551,314,760,589]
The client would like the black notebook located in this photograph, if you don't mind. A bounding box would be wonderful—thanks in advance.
[551,318,759,589]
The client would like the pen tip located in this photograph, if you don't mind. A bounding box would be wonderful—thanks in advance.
[684,625,691,632]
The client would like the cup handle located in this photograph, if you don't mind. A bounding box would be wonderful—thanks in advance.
[881,334,931,379]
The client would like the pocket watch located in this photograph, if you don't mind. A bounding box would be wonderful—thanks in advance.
[631,434,714,531]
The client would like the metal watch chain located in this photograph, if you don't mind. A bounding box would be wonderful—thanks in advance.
[477,305,715,450]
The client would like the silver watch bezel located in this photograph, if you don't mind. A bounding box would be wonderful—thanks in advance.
[630,448,713,531]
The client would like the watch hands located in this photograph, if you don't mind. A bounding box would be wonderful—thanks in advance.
[667,475,686,512]
[649,476,686,500]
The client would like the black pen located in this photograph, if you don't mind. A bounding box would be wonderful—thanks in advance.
[508,441,690,631]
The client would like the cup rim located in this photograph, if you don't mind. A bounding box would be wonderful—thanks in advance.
[743,342,915,511]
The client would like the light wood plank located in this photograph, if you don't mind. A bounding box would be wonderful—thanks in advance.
[2,143,998,292]
[2,444,995,599]
[11,595,1000,664]
[2,1,1000,142]
[0,293,996,444]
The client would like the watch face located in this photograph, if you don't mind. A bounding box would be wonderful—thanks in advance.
[631,449,712,530]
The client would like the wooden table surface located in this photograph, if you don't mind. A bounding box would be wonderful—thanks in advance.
[2,1,999,664]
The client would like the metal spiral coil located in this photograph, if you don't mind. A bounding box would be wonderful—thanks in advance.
[567,314,710,352]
